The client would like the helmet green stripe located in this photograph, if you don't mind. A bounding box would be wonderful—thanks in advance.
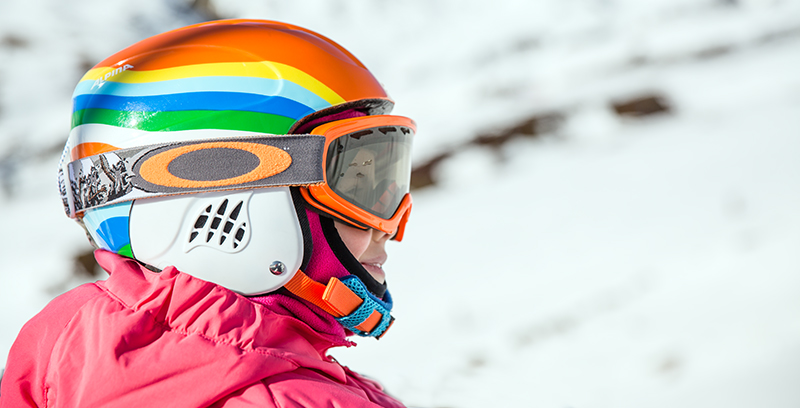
[72,109,296,134]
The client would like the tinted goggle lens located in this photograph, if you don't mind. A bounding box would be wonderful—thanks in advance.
[326,125,413,220]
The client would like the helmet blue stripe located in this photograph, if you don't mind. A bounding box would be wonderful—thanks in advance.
[73,77,332,112]
[73,92,315,120]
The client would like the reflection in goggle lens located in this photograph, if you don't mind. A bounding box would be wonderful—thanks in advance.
[326,126,413,219]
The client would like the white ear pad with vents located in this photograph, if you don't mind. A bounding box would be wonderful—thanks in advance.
[129,187,303,295]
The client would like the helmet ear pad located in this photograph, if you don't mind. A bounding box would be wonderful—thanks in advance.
[127,187,304,295]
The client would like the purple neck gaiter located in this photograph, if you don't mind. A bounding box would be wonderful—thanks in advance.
[249,209,352,339]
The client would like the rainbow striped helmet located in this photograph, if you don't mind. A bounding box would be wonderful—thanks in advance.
[58,19,403,295]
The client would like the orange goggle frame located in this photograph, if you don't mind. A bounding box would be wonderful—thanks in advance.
[300,115,416,241]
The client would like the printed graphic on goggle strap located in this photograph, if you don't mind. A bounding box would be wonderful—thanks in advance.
[63,135,325,216]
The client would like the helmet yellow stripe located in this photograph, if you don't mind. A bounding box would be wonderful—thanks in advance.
[79,61,346,106]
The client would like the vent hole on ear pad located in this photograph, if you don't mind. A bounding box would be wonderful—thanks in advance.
[230,202,242,220]
[188,198,249,252]
[217,199,228,215]
[194,215,208,229]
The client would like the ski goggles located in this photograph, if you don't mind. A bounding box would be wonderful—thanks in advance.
[300,115,415,240]
[60,114,415,239]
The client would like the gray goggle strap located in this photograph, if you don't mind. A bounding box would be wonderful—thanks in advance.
[61,134,326,218]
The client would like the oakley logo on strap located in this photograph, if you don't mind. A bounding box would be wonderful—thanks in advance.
[138,141,292,189]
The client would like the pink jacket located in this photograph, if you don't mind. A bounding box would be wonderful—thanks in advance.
[0,251,405,407]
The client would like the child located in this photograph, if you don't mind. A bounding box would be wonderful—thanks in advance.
[0,19,415,408]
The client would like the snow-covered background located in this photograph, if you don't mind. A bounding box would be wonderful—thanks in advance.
[1,1,799,407]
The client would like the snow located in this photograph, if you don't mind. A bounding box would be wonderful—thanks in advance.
[1,1,799,407]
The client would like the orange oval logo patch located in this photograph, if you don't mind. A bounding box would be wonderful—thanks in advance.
[139,141,292,188]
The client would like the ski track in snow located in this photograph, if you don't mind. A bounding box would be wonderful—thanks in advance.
[1,1,799,407]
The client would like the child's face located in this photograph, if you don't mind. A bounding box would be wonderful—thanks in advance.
[334,221,390,284]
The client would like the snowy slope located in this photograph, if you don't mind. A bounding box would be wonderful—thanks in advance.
[1,1,799,407]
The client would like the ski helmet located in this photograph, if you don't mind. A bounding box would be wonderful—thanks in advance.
[58,20,415,337]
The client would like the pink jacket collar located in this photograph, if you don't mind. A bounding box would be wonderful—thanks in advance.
[95,249,353,371]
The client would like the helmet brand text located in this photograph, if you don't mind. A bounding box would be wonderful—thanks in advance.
[93,64,134,88]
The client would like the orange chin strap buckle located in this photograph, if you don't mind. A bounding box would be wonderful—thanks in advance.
[283,270,395,338]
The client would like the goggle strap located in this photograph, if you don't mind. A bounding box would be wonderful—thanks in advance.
[63,134,326,217]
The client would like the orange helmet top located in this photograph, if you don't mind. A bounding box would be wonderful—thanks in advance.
[69,19,393,161]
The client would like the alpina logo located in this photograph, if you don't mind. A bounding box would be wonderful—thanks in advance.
[93,64,134,87]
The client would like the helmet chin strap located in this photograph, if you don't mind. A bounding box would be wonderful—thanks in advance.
[283,270,394,338]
